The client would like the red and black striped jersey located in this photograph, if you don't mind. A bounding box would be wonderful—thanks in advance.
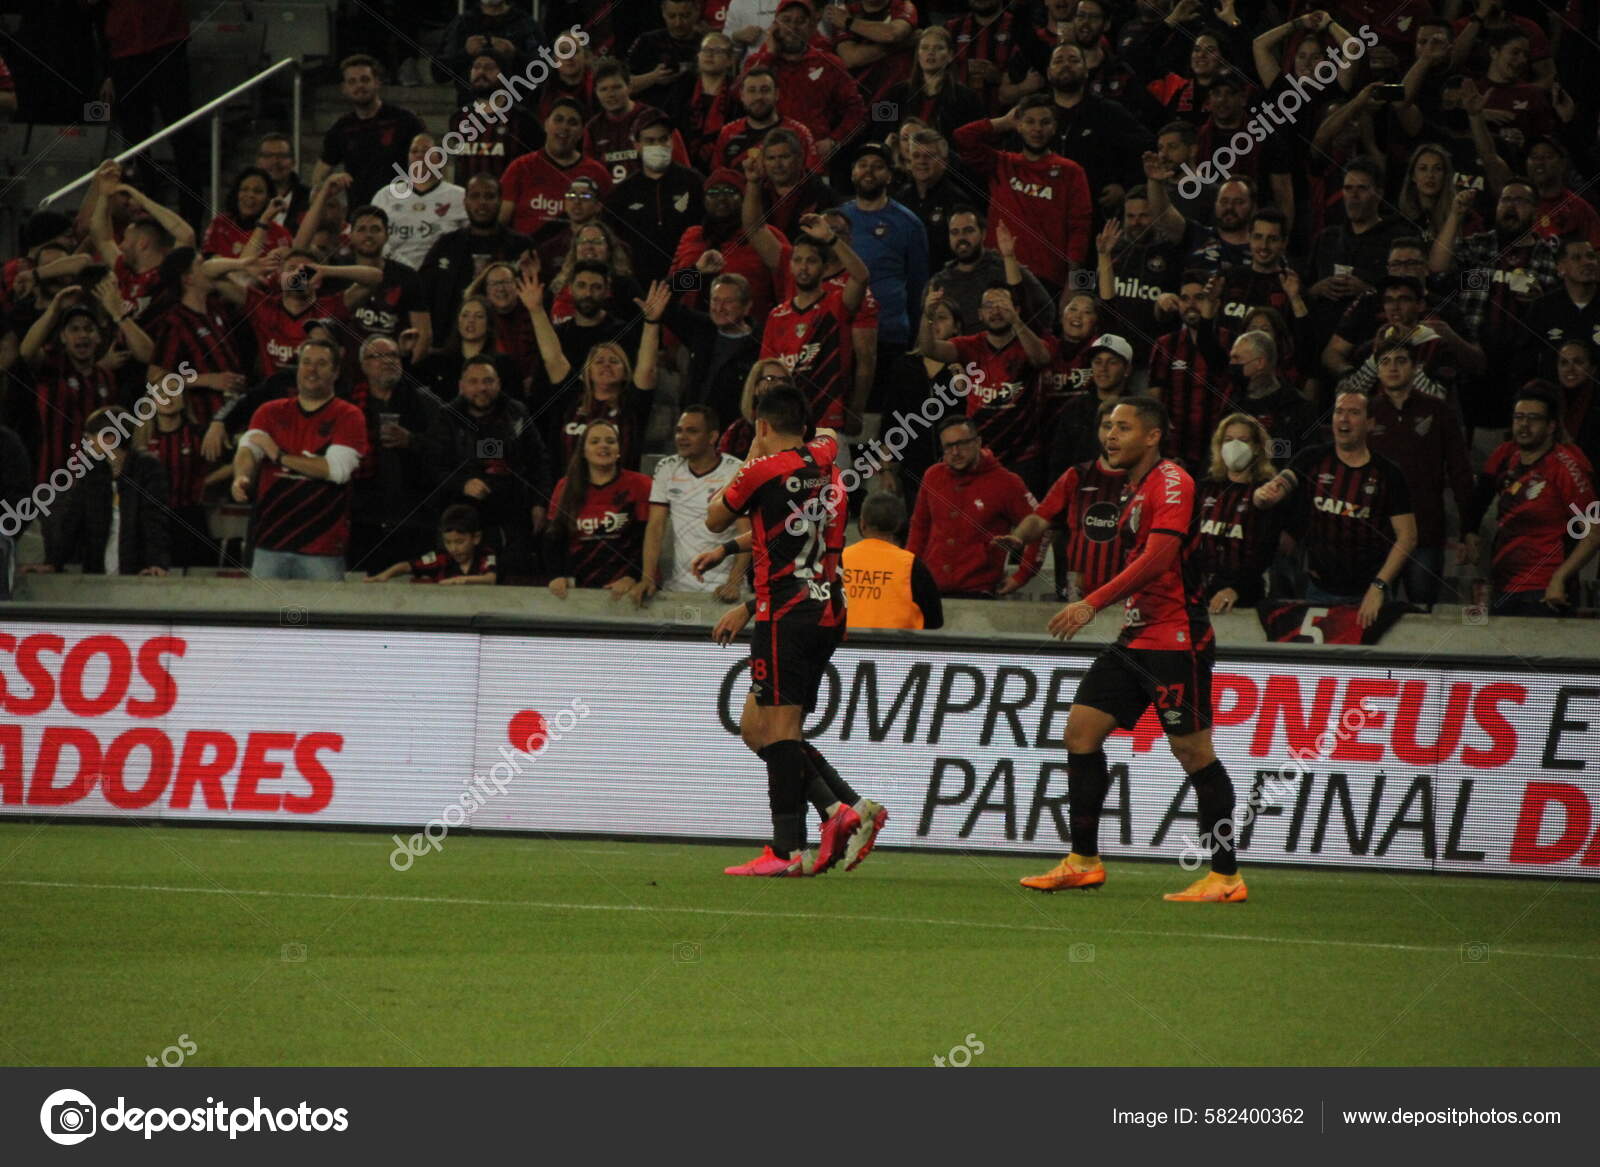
[1285,444,1413,597]
[946,8,1029,102]
[547,469,652,587]
[24,351,120,483]
[761,285,853,429]
[723,434,844,626]
[148,295,244,426]
[247,396,368,557]
[1033,457,1128,596]
[1148,324,1227,470]
[114,256,162,319]
[409,546,497,581]
[243,286,353,376]
[561,386,654,472]
[1194,476,1279,605]
[950,332,1045,473]
[146,419,211,507]
[1091,459,1211,651]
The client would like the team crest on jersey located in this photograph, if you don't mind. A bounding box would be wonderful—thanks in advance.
[794,322,808,338]
[873,222,888,237]
[1414,415,1433,436]
[1363,479,1377,495]
[808,67,824,81]
[1146,254,1166,272]
[673,193,689,213]
[1127,501,1142,532]
[434,202,451,217]
[1526,479,1546,500]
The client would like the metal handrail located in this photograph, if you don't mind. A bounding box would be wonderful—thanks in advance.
[37,57,303,216]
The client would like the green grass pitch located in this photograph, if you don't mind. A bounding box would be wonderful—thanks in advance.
[2,822,1597,1067]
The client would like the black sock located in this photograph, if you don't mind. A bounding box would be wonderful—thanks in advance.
[1189,759,1239,876]
[803,742,859,808]
[758,740,809,855]
[1066,750,1112,858]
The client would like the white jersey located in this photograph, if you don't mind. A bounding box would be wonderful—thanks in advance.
[650,453,744,592]
[374,181,469,269]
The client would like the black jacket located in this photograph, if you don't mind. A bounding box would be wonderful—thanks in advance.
[352,377,444,529]
[603,165,706,287]
[45,451,170,574]
[662,300,760,432]
[428,391,553,526]
[417,226,536,337]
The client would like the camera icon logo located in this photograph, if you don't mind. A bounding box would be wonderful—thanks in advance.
[871,100,898,122]
[1462,269,1490,291]
[671,269,702,292]
[1462,605,1488,626]
[40,1088,97,1145]
[83,102,110,123]
[1460,941,1489,963]
[673,941,701,963]
[281,941,308,962]
[1066,268,1096,291]
[477,438,504,459]
[280,605,309,628]
[1270,438,1292,460]
[1068,942,1096,963]
[674,604,701,625]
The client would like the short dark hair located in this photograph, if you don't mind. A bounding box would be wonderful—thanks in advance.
[948,203,985,228]
[1374,334,1414,359]
[792,236,834,266]
[1016,93,1057,119]
[1487,26,1531,52]
[1389,236,1427,256]
[1180,268,1211,289]
[349,204,388,229]
[1344,156,1383,184]
[547,95,586,120]
[340,53,384,81]
[762,127,804,154]
[1514,381,1562,421]
[1249,207,1288,234]
[1157,121,1196,145]
[440,504,481,535]
[755,383,809,435]
[742,65,778,89]
[592,57,631,85]
[461,353,501,377]
[860,492,907,537]
[570,259,612,284]
[1114,395,1169,435]
[681,403,720,431]
[1558,237,1594,262]
[127,218,175,251]
[937,416,979,441]
[298,336,341,364]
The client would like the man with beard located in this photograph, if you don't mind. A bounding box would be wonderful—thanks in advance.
[499,98,612,237]
[232,337,370,580]
[1519,238,1600,384]
[1143,122,1214,230]
[760,216,869,430]
[627,0,705,107]
[1365,338,1474,607]
[313,56,426,207]
[670,168,791,325]
[1254,391,1416,619]
[893,130,964,275]
[954,96,1091,295]
[743,0,865,163]
[1307,158,1406,341]
[836,142,927,375]
[255,134,312,233]
[347,335,444,572]
[527,261,645,446]
[1179,178,1254,273]
[929,206,1053,341]
[1216,208,1293,324]
[1149,272,1230,470]
[711,67,818,172]
[448,51,542,185]
[919,285,1053,488]
[632,404,747,606]
[945,0,1030,111]
[418,174,535,339]
[1031,41,1150,215]
[532,176,607,277]
[604,114,706,288]
[1338,275,1481,402]
[1094,191,1183,364]
[746,129,839,241]
[1527,137,1600,251]
[1226,330,1320,467]
[428,354,552,579]
[1431,177,1561,438]
[1466,384,1598,615]
[583,59,689,185]
[1194,76,1294,232]
[375,134,469,271]
[341,205,432,364]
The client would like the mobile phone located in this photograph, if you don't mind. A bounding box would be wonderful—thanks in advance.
[1372,84,1406,103]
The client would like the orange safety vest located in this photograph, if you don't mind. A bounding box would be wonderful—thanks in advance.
[841,538,924,630]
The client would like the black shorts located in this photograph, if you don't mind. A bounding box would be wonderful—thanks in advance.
[1074,643,1214,736]
[749,620,840,712]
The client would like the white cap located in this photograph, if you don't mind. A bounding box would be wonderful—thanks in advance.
[1087,333,1133,363]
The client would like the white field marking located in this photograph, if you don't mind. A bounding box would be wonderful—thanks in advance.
[4,878,1598,963]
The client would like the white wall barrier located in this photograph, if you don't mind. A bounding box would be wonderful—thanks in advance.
[1,621,1597,878]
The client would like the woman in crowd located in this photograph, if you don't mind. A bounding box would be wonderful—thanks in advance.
[1396,143,1458,244]
[415,296,523,402]
[545,419,652,598]
[719,357,792,460]
[546,282,669,471]
[881,26,984,144]
[548,222,642,321]
[201,168,292,258]
[1195,413,1281,614]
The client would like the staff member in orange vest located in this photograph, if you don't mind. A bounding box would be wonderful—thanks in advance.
[841,493,944,630]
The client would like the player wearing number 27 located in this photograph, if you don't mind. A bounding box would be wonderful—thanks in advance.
[704,384,886,878]
[1021,397,1247,903]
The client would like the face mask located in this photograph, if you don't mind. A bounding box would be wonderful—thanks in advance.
[640,144,673,172]
[1221,439,1255,472]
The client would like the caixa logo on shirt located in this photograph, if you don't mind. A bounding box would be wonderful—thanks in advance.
[575,510,630,535]
[1007,177,1055,200]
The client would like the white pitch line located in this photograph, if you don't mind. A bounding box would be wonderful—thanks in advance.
[5,878,1599,963]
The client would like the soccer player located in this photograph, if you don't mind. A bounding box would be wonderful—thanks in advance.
[760,215,869,431]
[1020,397,1247,903]
[705,385,886,877]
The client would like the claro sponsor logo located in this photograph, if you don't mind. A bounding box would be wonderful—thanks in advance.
[715,657,1600,866]
[0,633,340,812]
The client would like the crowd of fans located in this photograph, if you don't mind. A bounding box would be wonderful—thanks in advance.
[2,0,1599,620]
